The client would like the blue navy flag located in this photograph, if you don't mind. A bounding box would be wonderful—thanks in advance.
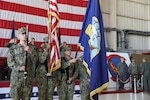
[11,19,15,39]
[78,0,109,99]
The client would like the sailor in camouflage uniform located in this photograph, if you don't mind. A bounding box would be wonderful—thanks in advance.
[5,37,18,79]
[117,57,127,90]
[47,40,61,100]
[46,41,67,100]
[140,57,150,94]
[28,37,38,78]
[35,37,50,100]
[47,64,61,100]
[77,56,90,100]
[47,42,67,100]
[7,27,34,100]
[59,45,78,100]
[128,57,138,90]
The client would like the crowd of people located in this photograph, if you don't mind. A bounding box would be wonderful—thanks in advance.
[6,27,150,100]
[117,57,150,95]
[6,27,90,100]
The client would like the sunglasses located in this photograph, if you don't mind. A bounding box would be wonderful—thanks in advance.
[21,32,26,35]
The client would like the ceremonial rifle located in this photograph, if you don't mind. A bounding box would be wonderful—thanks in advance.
[24,25,29,86]
[66,45,79,84]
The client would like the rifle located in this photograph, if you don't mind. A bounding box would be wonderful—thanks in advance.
[24,25,29,86]
[66,45,79,84]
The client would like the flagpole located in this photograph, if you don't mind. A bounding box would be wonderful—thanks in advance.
[47,0,61,75]
[11,14,15,39]
[75,45,79,58]
[24,25,29,86]
[11,13,16,20]
[48,0,52,43]
[47,0,52,76]
[79,0,109,99]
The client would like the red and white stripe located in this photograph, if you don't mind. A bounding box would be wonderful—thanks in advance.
[0,0,88,59]
[48,0,61,72]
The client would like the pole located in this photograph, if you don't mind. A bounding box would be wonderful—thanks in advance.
[46,0,52,76]
[129,75,132,89]
[116,74,119,90]
[24,25,29,86]
[133,75,137,93]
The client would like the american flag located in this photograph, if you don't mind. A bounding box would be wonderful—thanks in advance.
[48,0,61,73]
[0,0,87,60]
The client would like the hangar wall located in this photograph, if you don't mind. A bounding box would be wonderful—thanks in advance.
[101,0,150,52]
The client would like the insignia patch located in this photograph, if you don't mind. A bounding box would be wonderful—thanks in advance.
[107,54,130,82]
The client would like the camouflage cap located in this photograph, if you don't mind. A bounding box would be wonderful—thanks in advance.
[18,27,26,34]
[63,45,72,51]
[43,37,48,43]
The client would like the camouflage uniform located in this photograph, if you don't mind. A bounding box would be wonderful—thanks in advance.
[128,58,138,90]
[60,42,67,57]
[35,37,49,100]
[77,56,90,100]
[5,37,17,48]
[29,43,38,77]
[46,42,66,100]
[117,59,127,90]
[5,37,18,79]
[59,46,78,100]
[140,59,150,94]
[7,28,34,100]
[47,70,61,100]
[5,42,16,48]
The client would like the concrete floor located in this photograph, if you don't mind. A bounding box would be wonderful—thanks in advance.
[1,92,150,100]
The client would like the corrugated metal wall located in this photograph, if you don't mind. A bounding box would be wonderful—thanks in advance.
[101,0,110,27]
[128,35,149,50]
[117,0,149,31]
[101,0,150,51]
[148,0,150,31]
